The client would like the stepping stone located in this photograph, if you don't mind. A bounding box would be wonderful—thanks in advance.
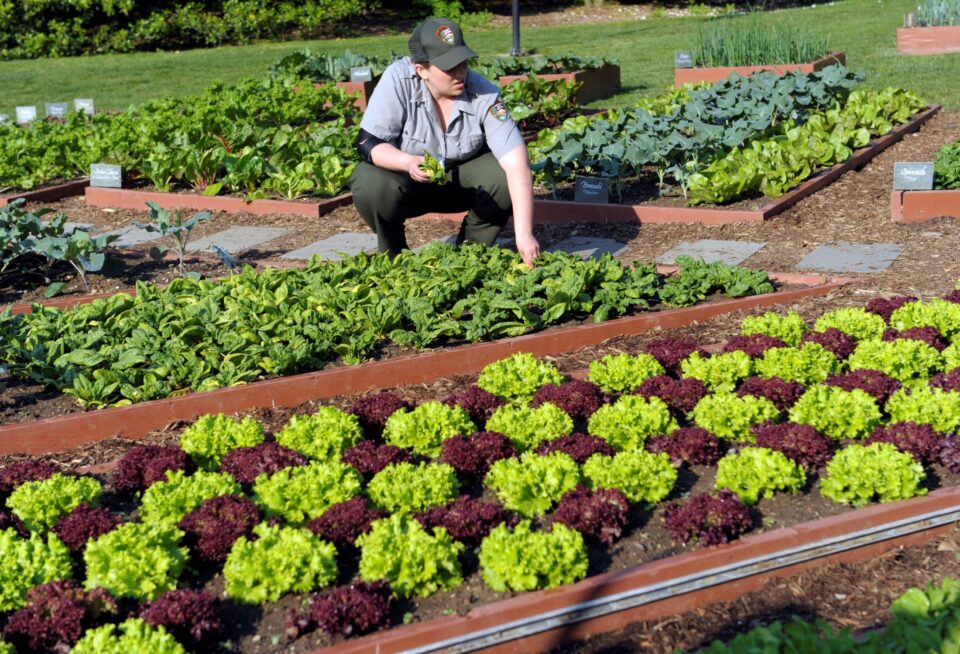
[282,232,378,261]
[796,242,903,273]
[656,239,766,266]
[99,226,161,248]
[63,222,94,235]
[187,227,288,253]
[413,235,457,253]
[550,236,626,259]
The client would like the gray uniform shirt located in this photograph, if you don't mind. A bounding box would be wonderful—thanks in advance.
[360,57,524,167]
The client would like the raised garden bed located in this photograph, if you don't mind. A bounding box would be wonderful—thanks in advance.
[890,189,960,222]
[897,25,960,54]
[84,186,353,218]
[499,63,621,105]
[335,80,377,110]
[0,178,89,207]
[674,52,845,87]
[0,270,846,454]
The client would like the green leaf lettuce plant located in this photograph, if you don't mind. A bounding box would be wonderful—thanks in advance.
[83,522,188,601]
[274,406,363,462]
[715,447,806,505]
[819,442,927,506]
[179,413,265,470]
[477,352,564,402]
[479,521,588,592]
[252,461,362,525]
[0,528,73,611]
[382,402,476,457]
[587,395,677,450]
[367,462,460,513]
[582,450,677,504]
[692,392,780,442]
[485,403,574,451]
[587,353,664,394]
[6,472,102,532]
[485,452,581,517]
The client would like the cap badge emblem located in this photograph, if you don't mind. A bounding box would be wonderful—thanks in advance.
[436,25,456,45]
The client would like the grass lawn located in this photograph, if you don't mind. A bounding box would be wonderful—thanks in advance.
[0,0,957,116]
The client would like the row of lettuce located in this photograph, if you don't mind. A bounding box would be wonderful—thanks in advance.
[529,65,928,204]
[5,283,960,650]
[0,244,774,408]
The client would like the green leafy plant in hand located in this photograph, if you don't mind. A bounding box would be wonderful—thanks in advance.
[485,452,581,517]
[692,392,780,442]
[357,513,464,598]
[754,343,840,385]
[587,395,677,450]
[813,307,887,341]
[582,450,677,504]
[224,522,338,604]
[479,521,588,592]
[139,470,240,526]
[274,406,363,462]
[367,462,460,513]
[253,462,362,524]
[83,522,187,600]
[789,385,882,440]
[0,528,73,611]
[741,311,807,346]
[680,350,754,392]
[419,151,446,185]
[819,442,926,506]
[179,413,265,470]
[6,472,102,532]
[587,353,664,394]
[71,618,185,654]
[886,386,960,434]
[716,447,806,505]
[134,201,212,278]
[485,403,574,450]
[847,339,943,382]
[477,352,564,402]
[382,402,476,456]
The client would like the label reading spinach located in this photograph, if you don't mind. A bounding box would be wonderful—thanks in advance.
[90,164,123,188]
[893,162,934,190]
[574,175,610,204]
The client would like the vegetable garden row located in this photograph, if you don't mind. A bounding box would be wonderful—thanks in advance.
[5,283,960,651]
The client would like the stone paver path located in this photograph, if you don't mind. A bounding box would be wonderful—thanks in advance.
[656,239,766,266]
[796,242,904,273]
[549,236,627,259]
[187,227,289,253]
[282,232,378,261]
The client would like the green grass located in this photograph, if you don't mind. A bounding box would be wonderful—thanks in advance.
[0,0,958,114]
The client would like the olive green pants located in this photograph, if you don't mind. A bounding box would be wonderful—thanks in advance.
[349,151,512,257]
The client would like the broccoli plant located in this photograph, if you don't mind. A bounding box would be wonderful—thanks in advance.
[133,202,212,278]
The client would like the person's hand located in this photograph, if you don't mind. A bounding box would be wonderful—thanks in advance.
[406,154,431,183]
[515,232,540,268]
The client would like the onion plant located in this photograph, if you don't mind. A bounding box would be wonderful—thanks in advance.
[916,0,960,26]
[692,13,830,67]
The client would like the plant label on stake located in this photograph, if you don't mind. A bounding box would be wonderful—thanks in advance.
[350,66,374,82]
[90,164,123,188]
[45,102,69,118]
[74,98,95,114]
[575,175,610,204]
[0,114,7,124]
[675,51,694,69]
[893,162,934,190]
[15,106,37,124]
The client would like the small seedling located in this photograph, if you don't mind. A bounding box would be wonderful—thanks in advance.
[134,201,212,277]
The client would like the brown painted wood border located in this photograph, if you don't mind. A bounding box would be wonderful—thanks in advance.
[319,484,960,654]
[674,52,846,87]
[499,64,622,105]
[0,275,848,455]
[0,178,90,207]
[897,25,960,55]
[417,105,940,226]
[891,189,960,223]
[84,186,352,218]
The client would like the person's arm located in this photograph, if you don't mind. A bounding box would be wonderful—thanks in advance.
[497,143,540,268]
[369,142,431,183]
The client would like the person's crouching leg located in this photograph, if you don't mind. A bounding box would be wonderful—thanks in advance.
[349,162,415,257]
[453,152,512,246]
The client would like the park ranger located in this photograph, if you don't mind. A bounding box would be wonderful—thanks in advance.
[349,17,541,268]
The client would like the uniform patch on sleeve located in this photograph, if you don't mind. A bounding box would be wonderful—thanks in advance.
[488,99,510,122]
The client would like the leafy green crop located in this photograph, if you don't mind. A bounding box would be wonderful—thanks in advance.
[135,203,213,278]
[820,443,927,506]
[224,522,338,604]
[71,618,185,654]
[179,413,265,470]
[886,386,960,433]
[268,48,399,84]
[716,447,806,505]
[477,352,564,402]
[582,450,677,504]
[0,528,73,611]
[814,307,887,341]
[139,470,240,526]
[419,151,447,185]
[479,521,588,592]
[367,462,460,513]
[485,403,574,451]
[83,522,187,601]
[697,617,855,653]
[847,339,943,382]
[681,351,754,392]
[357,514,464,599]
[382,401,476,457]
[587,395,677,450]
[741,311,807,346]
[587,353,664,394]
[659,256,774,307]
[692,392,781,442]
[933,139,960,189]
[252,462,362,525]
[275,406,363,462]
[6,472,102,532]
[789,386,882,440]
[754,343,840,385]
[891,299,960,339]
[485,452,581,517]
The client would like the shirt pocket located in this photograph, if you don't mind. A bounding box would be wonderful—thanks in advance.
[402,117,431,156]
[451,132,485,162]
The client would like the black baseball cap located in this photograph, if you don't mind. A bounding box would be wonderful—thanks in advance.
[408,18,478,70]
